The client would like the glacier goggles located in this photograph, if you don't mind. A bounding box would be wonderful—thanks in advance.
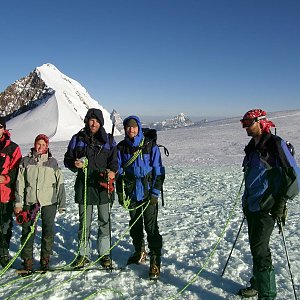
[240,116,266,128]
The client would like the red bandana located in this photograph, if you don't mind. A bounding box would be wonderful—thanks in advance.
[241,109,275,133]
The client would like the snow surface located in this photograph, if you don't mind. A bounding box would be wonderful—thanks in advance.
[7,63,119,144]
[0,110,299,300]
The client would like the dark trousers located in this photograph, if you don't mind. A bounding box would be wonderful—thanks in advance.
[129,201,162,256]
[0,202,13,257]
[21,204,57,260]
[246,211,275,271]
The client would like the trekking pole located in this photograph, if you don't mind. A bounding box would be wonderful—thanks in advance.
[108,116,115,270]
[277,219,298,300]
[221,216,245,277]
[108,201,113,270]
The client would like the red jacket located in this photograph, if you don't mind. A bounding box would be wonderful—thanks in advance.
[0,131,22,203]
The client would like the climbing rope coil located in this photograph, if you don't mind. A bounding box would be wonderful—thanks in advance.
[0,168,246,300]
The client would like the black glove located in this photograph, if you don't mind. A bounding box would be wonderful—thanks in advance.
[149,195,158,206]
[117,193,124,206]
[271,201,287,224]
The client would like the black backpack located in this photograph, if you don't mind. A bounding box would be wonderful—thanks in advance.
[141,128,169,206]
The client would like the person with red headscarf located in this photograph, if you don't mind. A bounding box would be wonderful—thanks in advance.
[14,134,66,272]
[239,109,299,299]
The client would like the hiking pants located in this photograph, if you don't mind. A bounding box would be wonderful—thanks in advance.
[246,211,275,270]
[246,211,276,299]
[0,202,13,257]
[129,200,162,257]
[78,203,110,257]
[21,204,57,260]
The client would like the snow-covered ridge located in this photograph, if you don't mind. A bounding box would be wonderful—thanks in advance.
[6,63,120,144]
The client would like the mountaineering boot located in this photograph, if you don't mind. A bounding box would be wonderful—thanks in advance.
[127,250,147,265]
[0,255,10,268]
[23,259,33,271]
[149,251,161,280]
[238,276,258,298]
[71,255,90,269]
[149,264,160,280]
[100,255,112,269]
[254,266,276,299]
[40,257,50,271]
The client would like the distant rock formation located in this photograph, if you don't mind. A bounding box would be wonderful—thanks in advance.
[150,113,194,130]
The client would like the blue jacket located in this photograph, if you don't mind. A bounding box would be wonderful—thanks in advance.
[242,133,299,213]
[116,116,165,202]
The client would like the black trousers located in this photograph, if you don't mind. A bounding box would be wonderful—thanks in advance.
[21,204,57,260]
[129,200,162,256]
[0,202,13,257]
[246,211,275,271]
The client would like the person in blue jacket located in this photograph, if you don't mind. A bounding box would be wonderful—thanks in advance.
[116,116,164,280]
[239,109,299,299]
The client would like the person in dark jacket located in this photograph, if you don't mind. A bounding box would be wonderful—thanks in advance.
[14,134,66,271]
[64,108,118,269]
[239,109,299,299]
[116,116,165,280]
[0,117,22,268]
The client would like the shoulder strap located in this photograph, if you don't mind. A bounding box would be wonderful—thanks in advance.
[123,138,145,168]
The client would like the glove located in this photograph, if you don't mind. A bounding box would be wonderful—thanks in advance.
[117,193,124,206]
[149,195,158,206]
[271,201,287,223]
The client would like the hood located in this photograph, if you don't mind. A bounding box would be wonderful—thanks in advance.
[123,115,144,147]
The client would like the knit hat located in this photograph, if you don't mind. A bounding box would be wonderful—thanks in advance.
[0,117,6,129]
[241,109,275,133]
[34,134,49,153]
[84,108,104,126]
[124,118,138,128]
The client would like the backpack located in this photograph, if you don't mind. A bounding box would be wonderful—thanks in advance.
[119,128,169,206]
[142,128,169,157]
[142,128,169,206]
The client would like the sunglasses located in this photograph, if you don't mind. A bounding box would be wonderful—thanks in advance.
[240,116,266,128]
[0,125,4,129]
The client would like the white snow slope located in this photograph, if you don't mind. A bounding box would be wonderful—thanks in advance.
[0,110,299,300]
[7,63,119,144]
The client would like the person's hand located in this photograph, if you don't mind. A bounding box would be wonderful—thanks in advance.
[149,195,158,206]
[14,207,23,215]
[271,201,286,221]
[0,175,6,184]
[107,170,115,180]
[117,193,124,206]
[74,159,84,169]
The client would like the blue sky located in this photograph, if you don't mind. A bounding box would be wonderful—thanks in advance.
[1,0,299,120]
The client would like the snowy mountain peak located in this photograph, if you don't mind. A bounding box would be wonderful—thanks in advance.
[150,113,194,130]
[2,63,119,144]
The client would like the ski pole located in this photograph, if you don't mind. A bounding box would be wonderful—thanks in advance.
[277,219,298,300]
[221,216,245,277]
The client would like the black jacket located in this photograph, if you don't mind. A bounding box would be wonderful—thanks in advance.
[64,127,118,205]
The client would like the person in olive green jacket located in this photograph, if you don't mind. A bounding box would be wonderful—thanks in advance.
[14,134,66,271]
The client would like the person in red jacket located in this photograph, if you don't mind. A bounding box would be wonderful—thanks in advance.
[0,117,22,268]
